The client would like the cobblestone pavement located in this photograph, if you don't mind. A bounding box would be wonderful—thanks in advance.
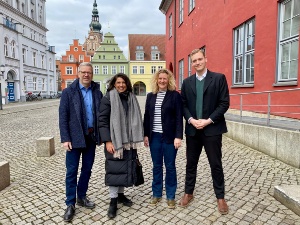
[0,97,300,225]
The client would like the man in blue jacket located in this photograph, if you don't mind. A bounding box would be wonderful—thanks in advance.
[59,62,103,222]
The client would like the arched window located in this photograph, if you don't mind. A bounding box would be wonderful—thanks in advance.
[4,37,9,56]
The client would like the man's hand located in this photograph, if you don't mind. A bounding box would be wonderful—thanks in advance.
[191,118,212,129]
[63,142,72,151]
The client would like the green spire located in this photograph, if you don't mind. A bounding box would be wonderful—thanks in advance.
[89,0,102,32]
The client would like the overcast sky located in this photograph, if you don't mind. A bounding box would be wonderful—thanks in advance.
[46,0,166,59]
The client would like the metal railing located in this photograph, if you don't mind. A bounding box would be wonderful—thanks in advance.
[226,88,300,131]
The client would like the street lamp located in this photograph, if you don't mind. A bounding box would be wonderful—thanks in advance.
[0,64,5,110]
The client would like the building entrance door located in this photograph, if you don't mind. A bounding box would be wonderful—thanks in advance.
[7,82,15,101]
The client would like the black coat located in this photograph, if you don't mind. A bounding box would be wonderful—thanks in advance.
[98,92,136,187]
[181,70,230,136]
[143,90,183,144]
[59,79,102,148]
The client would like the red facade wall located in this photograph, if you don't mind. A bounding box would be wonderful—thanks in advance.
[162,0,300,119]
[60,39,90,90]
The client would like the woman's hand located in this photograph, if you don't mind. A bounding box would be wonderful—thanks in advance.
[174,138,181,149]
[144,136,149,147]
[106,141,115,154]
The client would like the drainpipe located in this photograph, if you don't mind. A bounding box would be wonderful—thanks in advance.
[174,0,177,82]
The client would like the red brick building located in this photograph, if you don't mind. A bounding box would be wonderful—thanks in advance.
[60,39,91,90]
[159,0,300,118]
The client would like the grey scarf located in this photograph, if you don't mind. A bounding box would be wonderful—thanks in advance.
[109,88,144,158]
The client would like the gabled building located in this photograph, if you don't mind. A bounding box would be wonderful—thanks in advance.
[128,34,166,95]
[83,0,103,57]
[159,0,299,118]
[0,0,56,103]
[92,32,128,93]
[59,39,91,90]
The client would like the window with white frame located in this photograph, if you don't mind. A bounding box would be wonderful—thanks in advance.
[136,52,144,60]
[188,55,192,76]
[42,78,45,90]
[179,59,184,89]
[69,54,74,62]
[158,66,163,71]
[79,55,84,61]
[33,77,37,90]
[132,66,138,74]
[103,65,108,74]
[169,14,173,38]
[33,52,37,67]
[112,65,117,75]
[94,65,99,74]
[151,66,156,74]
[152,53,160,60]
[189,0,195,13]
[66,67,72,75]
[11,41,16,58]
[4,37,8,57]
[278,0,299,81]
[140,66,145,74]
[120,65,125,73]
[179,0,184,24]
[233,19,255,84]
[22,48,26,64]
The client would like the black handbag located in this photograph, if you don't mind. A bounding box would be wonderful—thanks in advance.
[133,156,144,186]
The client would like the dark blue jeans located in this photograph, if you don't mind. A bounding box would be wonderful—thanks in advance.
[149,132,178,200]
[65,136,96,206]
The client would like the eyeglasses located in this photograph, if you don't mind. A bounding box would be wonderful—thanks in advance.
[80,71,92,75]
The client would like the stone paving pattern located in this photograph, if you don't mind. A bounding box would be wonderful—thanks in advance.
[0,97,300,225]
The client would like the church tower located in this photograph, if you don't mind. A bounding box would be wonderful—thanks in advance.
[83,0,103,57]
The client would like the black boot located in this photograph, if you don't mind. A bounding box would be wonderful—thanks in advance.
[107,198,118,219]
[118,193,133,207]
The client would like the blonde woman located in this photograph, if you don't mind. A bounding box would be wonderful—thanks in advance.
[143,69,183,209]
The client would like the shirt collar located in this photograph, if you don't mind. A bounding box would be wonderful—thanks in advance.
[196,69,207,81]
[79,82,91,91]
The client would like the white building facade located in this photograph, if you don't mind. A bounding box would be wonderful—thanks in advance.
[0,0,56,104]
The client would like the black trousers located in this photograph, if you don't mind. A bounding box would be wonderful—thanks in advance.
[185,130,225,199]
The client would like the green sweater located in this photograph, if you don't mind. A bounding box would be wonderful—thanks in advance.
[196,78,205,119]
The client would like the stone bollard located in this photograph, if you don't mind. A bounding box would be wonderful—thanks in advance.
[0,161,10,191]
[36,137,55,157]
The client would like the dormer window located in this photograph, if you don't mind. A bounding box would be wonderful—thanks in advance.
[151,46,160,60]
[135,46,144,60]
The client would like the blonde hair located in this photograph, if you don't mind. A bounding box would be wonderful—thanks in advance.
[150,69,176,94]
[190,48,206,57]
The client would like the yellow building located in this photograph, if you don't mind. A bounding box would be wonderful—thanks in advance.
[128,34,166,95]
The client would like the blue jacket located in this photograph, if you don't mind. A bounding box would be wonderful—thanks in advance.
[59,79,103,148]
[143,90,183,144]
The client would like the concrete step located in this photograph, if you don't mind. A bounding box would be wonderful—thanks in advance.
[274,185,300,216]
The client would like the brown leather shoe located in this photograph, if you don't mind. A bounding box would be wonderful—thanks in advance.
[217,199,229,215]
[178,193,194,208]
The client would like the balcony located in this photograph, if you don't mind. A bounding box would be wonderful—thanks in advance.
[3,18,16,31]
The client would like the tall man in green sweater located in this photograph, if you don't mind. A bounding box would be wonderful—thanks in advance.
[179,48,230,215]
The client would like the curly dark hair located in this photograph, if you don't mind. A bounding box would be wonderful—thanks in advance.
[107,73,133,92]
